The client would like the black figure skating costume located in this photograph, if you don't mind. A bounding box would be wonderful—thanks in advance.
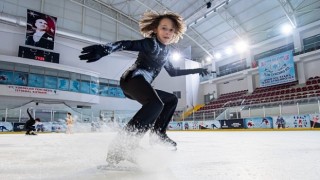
[79,36,208,164]
[25,109,37,135]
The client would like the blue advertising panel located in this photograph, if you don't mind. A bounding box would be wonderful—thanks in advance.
[57,78,69,91]
[108,87,117,97]
[0,70,13,84]
[99,85,109,96]
[28,73,44,87]
[90,82,99,95]
[199,120,221,129]
[69,80,80,92]
[80,81,90,94]
[167,121,183,130]
[116,87,125,98]
[244,117,273,129]
[13,72,28,86]
[0,122,13,132]
[258,50,296,87]
[273,114,310,129]
[44,75,57,89]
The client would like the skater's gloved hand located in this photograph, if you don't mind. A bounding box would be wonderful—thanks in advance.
[194,68,209,77]
[79,44,112,63]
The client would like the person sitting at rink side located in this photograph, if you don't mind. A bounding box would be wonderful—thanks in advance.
[25,108,40,135]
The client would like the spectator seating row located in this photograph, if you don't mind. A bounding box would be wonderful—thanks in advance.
[183,76,320,120]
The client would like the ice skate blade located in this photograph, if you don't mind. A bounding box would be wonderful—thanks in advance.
[168,145,177,151]
[97,164,139,171]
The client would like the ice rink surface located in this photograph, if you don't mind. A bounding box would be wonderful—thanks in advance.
[1,130,320,180]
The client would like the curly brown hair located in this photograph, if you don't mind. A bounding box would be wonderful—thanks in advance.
[139,11,186,43]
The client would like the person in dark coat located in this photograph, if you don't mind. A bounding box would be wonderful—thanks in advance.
[25,108,40,135]
[25,18,54,50]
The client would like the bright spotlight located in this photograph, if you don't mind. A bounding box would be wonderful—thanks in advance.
[235,40,248,53]
[214,53,222,59]
[206,56,212,62]
[225,47,233,55]
[281,24,293,35]
[172,52,181,61]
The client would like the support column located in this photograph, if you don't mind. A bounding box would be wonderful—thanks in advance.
[246,74,254,93]
[296,60,306,84]
[293,30,302,52]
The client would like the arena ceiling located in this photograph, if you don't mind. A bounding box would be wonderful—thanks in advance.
[1,0,320,62]
[83,0,320,61]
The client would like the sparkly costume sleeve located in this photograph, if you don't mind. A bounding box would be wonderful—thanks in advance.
[164,60,201,77]
[107,38,156,54]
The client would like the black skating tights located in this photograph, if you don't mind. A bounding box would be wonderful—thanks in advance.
[120,75,178,135]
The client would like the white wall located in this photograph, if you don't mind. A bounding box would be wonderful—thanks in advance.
[217,78,247,95]
[2,7,320,112]
[0,20,201,112]
[153,59,202,110]
[296,50,320,80]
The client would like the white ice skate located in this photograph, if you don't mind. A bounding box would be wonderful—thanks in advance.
[98,132,141,171]
[149,131,177,151]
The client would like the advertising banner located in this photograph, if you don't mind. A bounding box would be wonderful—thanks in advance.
[199,120,221,129]
[0,71,13,84]
[0,122,13,132]
[244,117,273,129]
[310,114,320,128]
[7,85,58,95]
[13,123,26,131]
[219,119,244,129]
[258,50,296,87]
[273,114,311,129]
[167,121,183,130]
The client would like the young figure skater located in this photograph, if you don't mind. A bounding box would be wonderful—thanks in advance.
[25,108,40,135]
[66,112,74,134]
[79,11,208,164]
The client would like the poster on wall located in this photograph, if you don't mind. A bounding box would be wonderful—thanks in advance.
[44,76,57,89]
[0,71,13,84]
[99,85,109,96]
[80,81,90,94]
[258,50,296,87]
[28,74,44,88]
[57,78,69,91]
[90,82,99,95]
[70,80,80,92]
[25,9,57,50]
[13,72,28,86]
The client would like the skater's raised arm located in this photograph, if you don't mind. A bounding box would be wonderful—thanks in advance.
[27,108,34,121]
[164,60,209,77]
[79,38,156,63]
